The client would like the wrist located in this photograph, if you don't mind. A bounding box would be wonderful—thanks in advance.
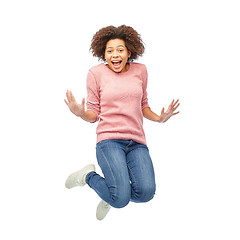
[79,110,86,119]
[156,115,164,123]
[79,110,98,123]
[156,116,162,123]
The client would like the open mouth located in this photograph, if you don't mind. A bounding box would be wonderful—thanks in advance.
[111,60,122,68]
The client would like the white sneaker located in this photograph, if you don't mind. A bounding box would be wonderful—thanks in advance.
[96,200,111,221]
[65,164,95,189]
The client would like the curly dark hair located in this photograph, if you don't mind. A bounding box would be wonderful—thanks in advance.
[90,25,145,62]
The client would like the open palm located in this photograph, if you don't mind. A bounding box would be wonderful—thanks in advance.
[159,99,180,123]
[64,90,85,117]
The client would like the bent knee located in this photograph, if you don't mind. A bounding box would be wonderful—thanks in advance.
[108,189,131,208]
[135,185,156,202]
[110,196,130,208]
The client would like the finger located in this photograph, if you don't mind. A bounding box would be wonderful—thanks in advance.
[173,111,180,115]
[81,98,85,106]
[69,91,73,101]
[70,91,76,102]
[173,99,179,107]
[161,107,165,114]
[173,103,180,111]
[167,100,173,111]
[64,99,69,106]
[66,90,71,102]
[167,100,175,111]
[171,99,178,109]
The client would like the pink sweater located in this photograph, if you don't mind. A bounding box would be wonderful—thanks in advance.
[86,62,149,145]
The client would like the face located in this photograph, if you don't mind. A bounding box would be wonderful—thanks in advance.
[105,39,131,73]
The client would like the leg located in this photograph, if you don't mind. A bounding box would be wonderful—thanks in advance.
[126,143,156,203]
[86,140,131,208]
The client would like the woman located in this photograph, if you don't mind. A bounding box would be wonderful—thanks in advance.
[64,25,180,220]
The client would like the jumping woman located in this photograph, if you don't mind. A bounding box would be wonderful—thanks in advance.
[64,25,180,220]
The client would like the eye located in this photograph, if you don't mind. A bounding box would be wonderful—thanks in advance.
[119,49,124,52]
[107,50,112,53]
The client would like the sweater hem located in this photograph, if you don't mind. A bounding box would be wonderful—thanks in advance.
[97,133,147,146]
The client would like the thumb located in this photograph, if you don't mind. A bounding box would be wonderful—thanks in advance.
[81,98,85,106]
[161,107,165,114]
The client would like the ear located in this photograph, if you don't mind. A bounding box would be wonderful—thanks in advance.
[128,51,131,59]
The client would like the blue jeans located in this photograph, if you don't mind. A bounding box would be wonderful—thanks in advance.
[86,139,156,208]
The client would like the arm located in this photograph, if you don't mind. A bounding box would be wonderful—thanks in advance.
[142,107,160,122]
[80,109,98,123]
[143,99,180,123]
[64,90,98,123]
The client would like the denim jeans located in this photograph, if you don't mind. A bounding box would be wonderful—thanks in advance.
[86,139,156,208]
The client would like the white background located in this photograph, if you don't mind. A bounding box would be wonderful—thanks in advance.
[1,0,239,239]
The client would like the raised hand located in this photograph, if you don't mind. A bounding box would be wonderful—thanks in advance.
[159,99,180,123]
[64,90,85,117]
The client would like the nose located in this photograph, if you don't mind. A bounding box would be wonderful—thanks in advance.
[112,50,119,58]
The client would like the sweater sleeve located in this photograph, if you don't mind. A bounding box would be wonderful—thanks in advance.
[141,65,150,110]
[86,70,101,118]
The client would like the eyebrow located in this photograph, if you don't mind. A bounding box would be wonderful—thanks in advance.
[106,45,125,49]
